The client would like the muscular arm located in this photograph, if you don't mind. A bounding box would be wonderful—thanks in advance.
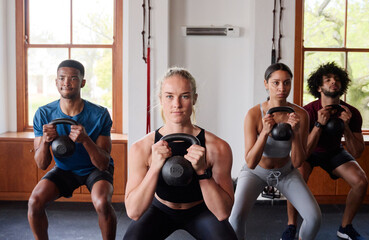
[82,135,112,171]
[290,108,309,168]
[34,136,53,170]
[306,125,323,157]
[343,131,364,158]
[306,107,330,156]
[34,124,58,170]
[340,105,364,158]
[197,138,234,221]
[125,136,170,220]
[244,107,272,169]
[69,125,111,171]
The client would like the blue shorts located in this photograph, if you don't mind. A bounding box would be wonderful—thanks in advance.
[306,148,355,179]
[42,165,114,198]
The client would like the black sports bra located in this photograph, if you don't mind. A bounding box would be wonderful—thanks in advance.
[154,127,206,203]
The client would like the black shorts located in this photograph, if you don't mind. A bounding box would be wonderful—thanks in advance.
[42,165,114,198]
[306,148,355,180]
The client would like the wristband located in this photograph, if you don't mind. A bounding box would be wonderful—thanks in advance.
[314,121,324,128]
[197,168,212,180]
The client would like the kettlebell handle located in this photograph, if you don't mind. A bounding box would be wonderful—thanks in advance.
[49,118,77,158]
[266,106,295,115]
[267,106,294,141]
[160,133,200,146]
[49,118,78,126]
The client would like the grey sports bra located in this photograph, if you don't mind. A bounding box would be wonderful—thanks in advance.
[260,104,292,158]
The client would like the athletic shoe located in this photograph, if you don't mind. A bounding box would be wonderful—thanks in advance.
[280,225,297,240]
[337,224,365,240]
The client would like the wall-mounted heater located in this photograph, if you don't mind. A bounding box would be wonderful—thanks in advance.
[182,26,239,37]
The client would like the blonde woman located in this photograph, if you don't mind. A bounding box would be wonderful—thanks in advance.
[124,68,237,240]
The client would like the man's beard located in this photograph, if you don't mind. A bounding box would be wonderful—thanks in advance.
[321,89,341,98]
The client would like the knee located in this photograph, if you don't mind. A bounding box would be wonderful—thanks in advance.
[360,174,368,189]
[301,205,321,228]
[313,210,322,227]
[352,174,368,192]
[308,208,322,229]
[28,194,46,215]
[92,196,111,216]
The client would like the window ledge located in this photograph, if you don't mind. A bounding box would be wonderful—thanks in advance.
[0,132,127,143]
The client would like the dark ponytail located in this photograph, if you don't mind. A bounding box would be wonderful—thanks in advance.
[264,62,293,82]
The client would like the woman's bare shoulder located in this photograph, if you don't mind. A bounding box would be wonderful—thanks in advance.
[245,104,263,119]
[129,132,156,155]
[203,130,232,159]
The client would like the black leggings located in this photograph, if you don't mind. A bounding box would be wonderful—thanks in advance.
[123,198,237,240]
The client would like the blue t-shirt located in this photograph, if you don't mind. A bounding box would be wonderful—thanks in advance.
[33,99,114,176]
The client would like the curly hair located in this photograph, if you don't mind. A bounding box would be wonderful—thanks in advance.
[307,62,351,99]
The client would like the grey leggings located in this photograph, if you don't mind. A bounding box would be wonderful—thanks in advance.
[229,162,321,240]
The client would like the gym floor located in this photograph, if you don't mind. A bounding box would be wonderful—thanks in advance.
[0,200,368,240]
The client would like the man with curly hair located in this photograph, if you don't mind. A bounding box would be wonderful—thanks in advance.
[281,62,368,240]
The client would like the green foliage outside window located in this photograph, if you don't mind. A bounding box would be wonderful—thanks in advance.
[27,0,114,125]
[303,0,369,129]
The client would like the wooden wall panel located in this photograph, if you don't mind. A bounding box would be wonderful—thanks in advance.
[0,133,127,203]
[0,141,37,192]
[307,167,336,195]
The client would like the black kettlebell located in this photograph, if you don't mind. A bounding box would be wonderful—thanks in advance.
[266,106,295,141]
[161,133,200,186]
[324,104,345,137]
[49,118,78,158]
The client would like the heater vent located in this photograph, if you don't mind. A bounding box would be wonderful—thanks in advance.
[182,26,239,37]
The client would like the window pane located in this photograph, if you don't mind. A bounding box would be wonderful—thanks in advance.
[29,0,70,44]
[72,0,114,44]
[304,0,345,48]
[303,51,345,106]
[346,53,369,129]
[71,48,113,118]
[28,48,69,125]
[347,0,369,48]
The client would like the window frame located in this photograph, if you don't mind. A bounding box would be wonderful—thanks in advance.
[293,0,369,134]
[15,0,123,133]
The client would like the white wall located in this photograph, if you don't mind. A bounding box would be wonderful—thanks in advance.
[253,0,296,105]
[0,0,16,134]
[163,0,296,176]
[0,0,8,134]
[2,0,295,177]
[167,0,254,176]
[123,0,169,146]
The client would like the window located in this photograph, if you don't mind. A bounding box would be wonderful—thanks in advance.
[294,0,369,130]
[16,0,123,133]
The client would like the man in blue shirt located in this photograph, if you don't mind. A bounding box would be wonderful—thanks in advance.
[27,59,117,240]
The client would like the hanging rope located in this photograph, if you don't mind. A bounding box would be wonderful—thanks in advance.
[146,0,151,134]
[277,0,284,62]
[271,0,284,63]
[142,0,152,133]
[271,0,277,64]
[142,0,147,63]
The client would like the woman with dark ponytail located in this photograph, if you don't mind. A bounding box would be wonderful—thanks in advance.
[229,63,321,240]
